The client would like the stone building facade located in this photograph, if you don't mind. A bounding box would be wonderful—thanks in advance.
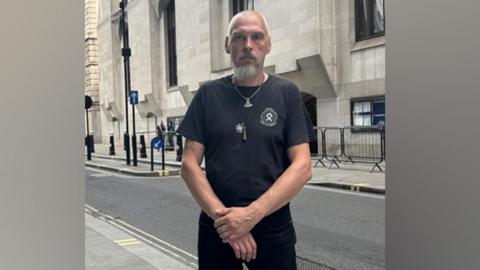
[85,0,102,140]
[94,0,385,153]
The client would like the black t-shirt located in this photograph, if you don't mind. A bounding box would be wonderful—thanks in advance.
[178,74,316,207]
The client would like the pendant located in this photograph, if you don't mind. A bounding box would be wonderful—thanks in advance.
[235,123,244,134]
[244,99,253,108]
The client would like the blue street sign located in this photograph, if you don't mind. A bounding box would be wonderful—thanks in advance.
[129,90,139,105]
[152,137,163,151]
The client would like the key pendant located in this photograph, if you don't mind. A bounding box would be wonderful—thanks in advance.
[242,124,247,141]
[244,99,253,108]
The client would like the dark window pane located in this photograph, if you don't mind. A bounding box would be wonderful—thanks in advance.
[373,100,385,114]
[373,116,385,126]
[355,0,385,41]
[166,0,177,86]
[232,0,247,15]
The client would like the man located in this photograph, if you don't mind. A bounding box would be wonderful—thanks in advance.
[178,10,315,270]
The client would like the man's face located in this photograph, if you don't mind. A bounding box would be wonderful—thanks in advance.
[225,14,271,72]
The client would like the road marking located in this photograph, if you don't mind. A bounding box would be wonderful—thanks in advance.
[90,172,112,177]
[114,238,142,246]
[114,238,138,243]
[304,184,385,199]
[351,183,369,192]
[85,167,179,180]
[85,167,135,178]
[85,204,198,268]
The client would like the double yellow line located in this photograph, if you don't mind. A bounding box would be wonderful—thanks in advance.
[114,238,142,246]
[351,183,369,192]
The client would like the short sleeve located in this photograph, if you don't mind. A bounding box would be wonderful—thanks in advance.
[177,88,206,145]
[284,87,316,148]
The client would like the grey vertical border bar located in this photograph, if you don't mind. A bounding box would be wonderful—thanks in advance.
[387,0,480,269]
[0,1,84,270]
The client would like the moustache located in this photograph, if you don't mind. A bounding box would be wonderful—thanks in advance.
[239,53,256,60]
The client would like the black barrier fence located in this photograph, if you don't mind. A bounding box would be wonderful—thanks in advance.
[114,127,384,173]
[313,126,385,172]
[154,128,385,173]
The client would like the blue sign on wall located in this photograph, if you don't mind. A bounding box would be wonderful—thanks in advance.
[129,90,139,105]
[152,137,163,151]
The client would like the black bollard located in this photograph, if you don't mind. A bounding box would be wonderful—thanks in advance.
[132,135,137,166]
[123,133,131,165]
[85,136,92,160]
[161,132,166,171]
[139,135,147,158]
[150,138,154,171]
[109,135,116,155]
[89,134,95,153]
[123,133,128,151]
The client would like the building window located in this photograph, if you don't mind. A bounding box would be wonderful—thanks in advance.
[351,96,385,127]
[355,0,385,41]
[166,0,177,86]
[232,0,246,15]
[231,0,254,16]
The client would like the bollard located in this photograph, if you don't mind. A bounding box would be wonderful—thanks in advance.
[109,135,116,155]
[161,132,166,171]
[132,135,138,166]
[85,136,92,160]
[89,134,95,153]
[123,133,131,165]
[139,135,147,158]
[150,138,154,171]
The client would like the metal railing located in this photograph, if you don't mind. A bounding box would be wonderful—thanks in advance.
[131,127,385,173]
[312,126,385,172]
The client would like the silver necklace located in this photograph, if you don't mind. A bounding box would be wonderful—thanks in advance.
[232,80,263,108]
[231,75,266,141]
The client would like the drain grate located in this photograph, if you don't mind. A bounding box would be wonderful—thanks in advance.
[241,255,337,270]
[297,255,337,270]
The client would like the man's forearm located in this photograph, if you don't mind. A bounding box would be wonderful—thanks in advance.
[181,157,258,260]
[180,160,225,219]
[249,157,312,220]
[213,155,312,243]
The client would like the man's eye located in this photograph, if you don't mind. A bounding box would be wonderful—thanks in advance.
[233,36,246,42]
[252,34,263,41]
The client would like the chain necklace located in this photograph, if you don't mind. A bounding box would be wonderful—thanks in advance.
[231,78,263,108]
[231,75,266,141]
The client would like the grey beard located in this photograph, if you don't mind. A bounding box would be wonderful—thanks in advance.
[233,65,258,81]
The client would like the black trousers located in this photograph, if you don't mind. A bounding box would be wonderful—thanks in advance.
[197,206,297,270]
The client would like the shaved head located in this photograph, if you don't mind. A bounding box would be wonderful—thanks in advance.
[227,10,270,38]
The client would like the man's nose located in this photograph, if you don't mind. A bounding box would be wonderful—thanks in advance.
[245,36,254,49]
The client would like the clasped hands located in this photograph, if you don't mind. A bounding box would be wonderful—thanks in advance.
[213,206,261,262]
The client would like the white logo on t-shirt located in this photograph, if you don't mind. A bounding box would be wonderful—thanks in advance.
[260,107,278,127]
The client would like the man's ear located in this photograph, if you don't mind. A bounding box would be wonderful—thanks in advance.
[224,37,230,54]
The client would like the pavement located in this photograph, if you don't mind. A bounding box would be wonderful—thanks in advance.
[85,207,195,270]
[84,143,385,269]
